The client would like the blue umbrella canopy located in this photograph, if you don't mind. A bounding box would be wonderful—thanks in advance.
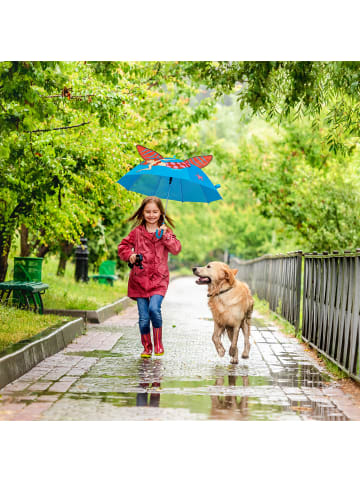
[117,145,222,203]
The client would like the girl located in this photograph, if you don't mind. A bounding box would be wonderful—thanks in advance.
[118,196,181,358]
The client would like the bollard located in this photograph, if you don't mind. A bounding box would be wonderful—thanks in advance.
[74,237,89,282]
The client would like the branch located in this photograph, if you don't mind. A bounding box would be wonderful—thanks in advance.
[25,121,90,134]
[41,88,138,100]
[41,94,94,100]
[29,132,36,159]
[9,201,27,220]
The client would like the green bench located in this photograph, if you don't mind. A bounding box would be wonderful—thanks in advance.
[90,260,118,286]
[0,281,49,314]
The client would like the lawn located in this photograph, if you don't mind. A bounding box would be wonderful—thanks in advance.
[41,256,128,310]
[0,305,72,353]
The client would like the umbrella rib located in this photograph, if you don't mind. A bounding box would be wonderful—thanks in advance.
[180,177,183,202]
[200,183,209,203]
[154,175,163,198]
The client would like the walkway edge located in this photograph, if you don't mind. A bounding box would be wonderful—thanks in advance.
[0,317,85,389]
[43,296,134,323]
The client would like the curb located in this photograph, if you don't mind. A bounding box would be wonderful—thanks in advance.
[0,317,85,390]
[43,296,134,324]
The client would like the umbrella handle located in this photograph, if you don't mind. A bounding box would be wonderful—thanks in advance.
[156,178,172,239]
[155,226,164,239]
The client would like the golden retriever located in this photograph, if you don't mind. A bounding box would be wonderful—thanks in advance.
[192,261,254,364]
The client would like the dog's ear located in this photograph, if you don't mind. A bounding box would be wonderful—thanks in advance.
[232,269,238,276]
[224,267,236,285]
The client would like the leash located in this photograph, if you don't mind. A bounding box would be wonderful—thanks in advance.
[207,286,234,298]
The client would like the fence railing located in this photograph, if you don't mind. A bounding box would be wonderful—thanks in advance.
[230,252,302,331]
[230,250,360,383]
[302,251,360,383]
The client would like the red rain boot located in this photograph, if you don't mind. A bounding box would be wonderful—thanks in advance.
[153,327,164,356]
[141,333,152,358]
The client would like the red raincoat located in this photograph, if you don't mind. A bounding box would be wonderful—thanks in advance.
[118,225,182,299]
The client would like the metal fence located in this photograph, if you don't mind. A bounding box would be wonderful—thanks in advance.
[230,249,360,383]
[230,252,302,331]
[302,251,360,382]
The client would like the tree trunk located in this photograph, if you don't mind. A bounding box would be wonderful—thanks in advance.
[57,241,74,276]
[20,224,31,257]
[36,244,50,258]
[0,232,12,282]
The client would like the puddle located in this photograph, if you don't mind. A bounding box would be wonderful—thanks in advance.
[43,350,346,421]
[64,350,124,358]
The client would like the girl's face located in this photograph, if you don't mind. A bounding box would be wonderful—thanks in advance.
[143,201,161,225]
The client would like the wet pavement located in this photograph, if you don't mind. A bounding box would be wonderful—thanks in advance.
[1,276,360,421]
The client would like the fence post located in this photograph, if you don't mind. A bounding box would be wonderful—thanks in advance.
[295,251,302,333]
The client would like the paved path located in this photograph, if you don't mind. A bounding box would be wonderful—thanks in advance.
[1,277,360,421]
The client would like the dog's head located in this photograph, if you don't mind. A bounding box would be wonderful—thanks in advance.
[192,261,238,294]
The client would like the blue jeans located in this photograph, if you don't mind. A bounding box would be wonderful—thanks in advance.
[136,295,164,335]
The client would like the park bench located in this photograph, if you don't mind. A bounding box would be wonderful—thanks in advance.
[0,280,49,314]
[90,260,118,286]
[0,257,48,314]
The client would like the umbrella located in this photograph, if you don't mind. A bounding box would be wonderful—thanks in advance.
[117,145,222,238]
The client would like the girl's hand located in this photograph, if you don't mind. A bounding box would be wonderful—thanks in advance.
[160,224,167,233]
[129,253,137,264]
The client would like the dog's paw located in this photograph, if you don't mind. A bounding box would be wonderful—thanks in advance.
[229,346,236,357]
[230,357,238,364]
[218,346,225,357]
[241,352,249,359]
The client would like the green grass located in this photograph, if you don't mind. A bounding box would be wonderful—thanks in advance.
[317,353,348,380]
[41,256,128,310]
[0,304,72,353]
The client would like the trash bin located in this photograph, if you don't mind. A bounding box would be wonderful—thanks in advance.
[14,257,44,282]
[75,238,89,282]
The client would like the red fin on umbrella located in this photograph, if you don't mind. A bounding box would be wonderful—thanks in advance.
[136,145,163,162]
[186,155,212,168]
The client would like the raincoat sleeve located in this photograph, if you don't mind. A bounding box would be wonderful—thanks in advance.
[161,229,182,255]
[118,229,136,262]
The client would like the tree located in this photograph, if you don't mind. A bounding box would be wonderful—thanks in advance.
[236,118,360,251]
[0,61,215,280]
[184,61,360,153]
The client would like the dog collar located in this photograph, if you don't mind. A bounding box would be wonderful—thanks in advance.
[207,287,233,298]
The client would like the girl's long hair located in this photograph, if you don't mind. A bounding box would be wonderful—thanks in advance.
[126,196,176,230]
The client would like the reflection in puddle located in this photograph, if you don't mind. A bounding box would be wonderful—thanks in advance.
[210,376,249,420]
[136,358,162,408]
[56,345,348,420]
[61,358,345,421]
